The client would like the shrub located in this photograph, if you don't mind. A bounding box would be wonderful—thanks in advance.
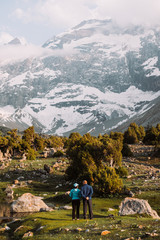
[53,150,64,157]
[124,123,145,144]
[94,167,123,195]
[123,126,138,144]
[115,166,128,178]
[143,126,159,145]
[26,148,38,160]
[122,143,133,157]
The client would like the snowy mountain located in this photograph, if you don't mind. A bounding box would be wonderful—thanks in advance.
[0,19,160,136]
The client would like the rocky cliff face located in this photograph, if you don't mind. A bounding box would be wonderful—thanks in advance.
[0,19,160,135]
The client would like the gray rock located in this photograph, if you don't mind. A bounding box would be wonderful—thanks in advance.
[119,197,160,219]
[11,193,51,212]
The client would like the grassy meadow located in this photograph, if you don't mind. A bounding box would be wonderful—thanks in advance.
[0,148,160,240]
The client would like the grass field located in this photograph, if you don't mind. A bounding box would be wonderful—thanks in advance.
[0,150,160,240]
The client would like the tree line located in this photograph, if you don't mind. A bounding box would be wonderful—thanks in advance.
[0,123,160,195]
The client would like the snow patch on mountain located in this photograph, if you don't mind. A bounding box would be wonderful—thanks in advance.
[0,105,15,119]
[0,83,159,135]
[142,57,160,77]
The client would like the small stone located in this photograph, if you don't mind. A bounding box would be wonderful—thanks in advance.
[75,228,83,232]
[108,208,115,211]
[0,227,6,233]
[127,175,132,179]
[138,225,143,229]
[101,230,111,235]
[64,228,70,232]
[5,226,10,231]
[36,226,45,231]
[23,231,33,238]
[13,179,19,185]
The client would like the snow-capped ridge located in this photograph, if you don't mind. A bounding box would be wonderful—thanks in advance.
[0,19,160,135]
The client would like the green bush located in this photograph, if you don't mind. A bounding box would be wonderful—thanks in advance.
[53,150,64,157]
[143,126,159,145]
[95,167,123,195]
[26,148,38,160]
[124,123,145,144]
[122,143,133,157]
[115,166,128,178]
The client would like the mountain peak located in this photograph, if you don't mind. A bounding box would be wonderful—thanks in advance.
[8,37,21,45]
[73,18,112,30]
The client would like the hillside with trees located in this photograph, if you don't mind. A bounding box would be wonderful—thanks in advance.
[0,123,160,195]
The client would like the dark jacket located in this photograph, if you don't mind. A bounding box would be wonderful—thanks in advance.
[81,184,93,200]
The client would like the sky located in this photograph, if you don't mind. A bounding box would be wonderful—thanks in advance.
[0,0,160,45]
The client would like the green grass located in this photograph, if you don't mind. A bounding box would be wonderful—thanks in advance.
[7,207,160,240]
[0,155,160,239]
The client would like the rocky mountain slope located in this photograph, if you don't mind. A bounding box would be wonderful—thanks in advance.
[0,19,160,135]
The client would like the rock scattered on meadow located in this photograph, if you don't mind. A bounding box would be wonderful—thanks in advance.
[22,231,33,238]
[11,193,52,212]
[119,197,160,219]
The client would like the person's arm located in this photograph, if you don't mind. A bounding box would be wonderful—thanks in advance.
[78,189,82,199]
[81,187,86,198]
[88,186,93,198]
[69,189,73,198]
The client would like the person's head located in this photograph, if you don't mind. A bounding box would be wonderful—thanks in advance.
[73,183,79,188]
[83,180,87,185]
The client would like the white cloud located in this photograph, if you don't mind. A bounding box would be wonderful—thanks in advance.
[0,32,14,45]
[0,44,52,65]
[13,0,160,29]
[94,0,160,26]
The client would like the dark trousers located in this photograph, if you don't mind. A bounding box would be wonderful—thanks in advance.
[83,198,93,219]
[72,199,80,219]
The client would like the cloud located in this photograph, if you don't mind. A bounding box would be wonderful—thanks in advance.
[12,0,160,33]
[0,41,78,65]
[0,44,53,64]
[0,32,14,45]
[94,0,160,26]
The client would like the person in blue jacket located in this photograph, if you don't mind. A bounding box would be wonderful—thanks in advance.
[81,180,93,219]
[69,183,81,220]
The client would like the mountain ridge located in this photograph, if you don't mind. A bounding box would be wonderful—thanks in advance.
[0,19,160,136]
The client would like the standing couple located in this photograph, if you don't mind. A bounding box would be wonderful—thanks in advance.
[69,180,93,220]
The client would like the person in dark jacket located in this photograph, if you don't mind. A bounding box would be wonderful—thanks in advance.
[81,180,93,219]
[69,183,81,220]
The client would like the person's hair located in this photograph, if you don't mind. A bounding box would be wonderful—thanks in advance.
[83,180,87,184]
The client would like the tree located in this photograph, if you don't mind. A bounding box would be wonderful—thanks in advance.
[34,134,45,151]
[45,135,64,150]
[124,123,145,144]
[22,126,35,147]
[66,133,98,182]
[0,136,8,152]
[122,143,133,157]
[66,132,124,194]
[124,126,138,144]
[143,126,159,145]
[26,148,38,160]
[6,129,21,156]
[95,167,123,195]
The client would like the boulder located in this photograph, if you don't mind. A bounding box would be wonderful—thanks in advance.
[119,197,160,219]
[11,193,52,212]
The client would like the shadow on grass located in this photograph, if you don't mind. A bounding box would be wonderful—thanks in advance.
[45,194,71,205]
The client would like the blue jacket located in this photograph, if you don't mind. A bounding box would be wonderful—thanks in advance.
[69,188,81,200]
[81,184,93,199]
